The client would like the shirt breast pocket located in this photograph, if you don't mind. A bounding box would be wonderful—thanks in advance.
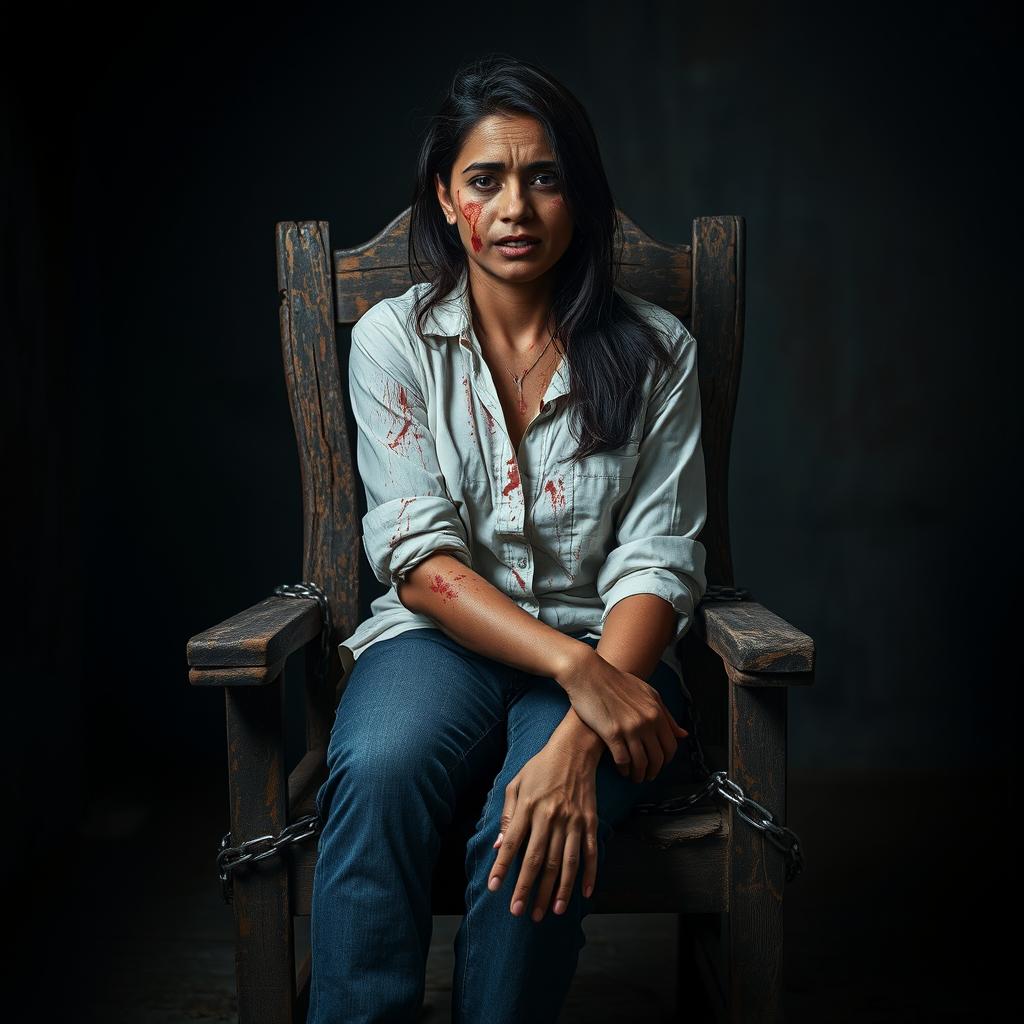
[569,447,641,573]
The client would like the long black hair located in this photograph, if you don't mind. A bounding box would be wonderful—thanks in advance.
[407,53,676,466]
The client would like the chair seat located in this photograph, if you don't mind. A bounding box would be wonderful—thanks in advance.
[287,750,729,917]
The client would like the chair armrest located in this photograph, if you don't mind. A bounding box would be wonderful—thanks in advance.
[187,595,323,687]
[694,599,814,683]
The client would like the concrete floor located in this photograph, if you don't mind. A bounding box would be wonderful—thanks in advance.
[25,769,1016,1022]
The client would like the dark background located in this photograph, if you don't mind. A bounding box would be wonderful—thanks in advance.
[5,1,1018,1019]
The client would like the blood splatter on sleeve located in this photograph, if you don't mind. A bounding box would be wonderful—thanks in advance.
[349,312,473,589]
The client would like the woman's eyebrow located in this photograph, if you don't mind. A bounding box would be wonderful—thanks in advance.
[460,160,559,174]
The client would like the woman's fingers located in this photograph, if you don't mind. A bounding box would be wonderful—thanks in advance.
[492,774,519,850]
[662,702,691,766]
[487,777,521,893]
[626,732,648,784]
[658,694,689,738]
[508,818,551,918]
[608,734,632,778]
[645,700,676,782]
[581,817,599,900]
[551,826,583,914]
[530,820,567,922]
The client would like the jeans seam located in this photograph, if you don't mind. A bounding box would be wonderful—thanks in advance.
[446,714,505,784]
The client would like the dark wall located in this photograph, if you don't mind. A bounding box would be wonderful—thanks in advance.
[5,2,1016,839]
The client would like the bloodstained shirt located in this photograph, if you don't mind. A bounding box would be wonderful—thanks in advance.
[338,265,708,699]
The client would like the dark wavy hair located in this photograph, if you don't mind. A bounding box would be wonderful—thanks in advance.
[407,53,676,466]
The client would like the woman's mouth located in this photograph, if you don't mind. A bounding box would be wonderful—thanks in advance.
[494,238,541,258]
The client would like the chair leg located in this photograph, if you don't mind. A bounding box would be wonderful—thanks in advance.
[727,683,786,1023]
[225,672,296,1024]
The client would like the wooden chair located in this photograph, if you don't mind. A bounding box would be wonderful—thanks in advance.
[186,210,815,1023]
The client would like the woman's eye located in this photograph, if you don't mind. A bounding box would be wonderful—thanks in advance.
[468,173,560,191]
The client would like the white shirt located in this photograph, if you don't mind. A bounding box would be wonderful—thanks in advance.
[338,265,708,698]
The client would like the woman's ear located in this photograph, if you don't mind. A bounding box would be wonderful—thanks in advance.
[435,173,455,224]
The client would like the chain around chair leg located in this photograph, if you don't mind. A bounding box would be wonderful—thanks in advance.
[633,586,806,882]
[214,582,333,903]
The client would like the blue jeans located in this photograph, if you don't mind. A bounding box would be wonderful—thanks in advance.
[308,626,689,1023]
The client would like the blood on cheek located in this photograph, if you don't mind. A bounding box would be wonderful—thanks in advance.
[457,188,484,253]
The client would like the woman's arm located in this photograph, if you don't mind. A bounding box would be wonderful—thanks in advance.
[398,551,593,686]
[402,560,680,755]
[594,592,678,682]
[402,553,685,780]
[594,320,708,653]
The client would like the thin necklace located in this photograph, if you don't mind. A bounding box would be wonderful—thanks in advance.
[473,311,561,413]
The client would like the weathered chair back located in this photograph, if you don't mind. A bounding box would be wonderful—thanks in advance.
[275,209,744,751]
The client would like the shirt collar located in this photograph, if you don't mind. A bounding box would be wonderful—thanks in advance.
[420,264,570,402]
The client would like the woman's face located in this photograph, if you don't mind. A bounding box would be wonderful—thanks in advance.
[436,112,574,283]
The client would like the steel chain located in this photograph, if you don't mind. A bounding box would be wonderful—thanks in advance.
[215,582,804,900]
[633,584,805,883]
[272,581,333,690]
[216,582,332,904]
[218,814,322,904]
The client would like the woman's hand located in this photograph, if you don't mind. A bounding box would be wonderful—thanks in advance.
[556,645,688,784]
[486,713,603,922]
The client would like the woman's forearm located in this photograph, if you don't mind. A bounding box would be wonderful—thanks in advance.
[397,551,591,684]
[595,593,677,681]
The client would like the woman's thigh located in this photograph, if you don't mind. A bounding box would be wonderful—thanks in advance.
[315,627,517,824]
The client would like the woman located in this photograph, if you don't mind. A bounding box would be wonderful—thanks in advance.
[310,53,708,1023]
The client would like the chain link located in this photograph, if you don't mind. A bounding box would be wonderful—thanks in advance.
[218,814,322,904]
[271,581,333,689]
[215,581,804,899]
[216,582,332,904]
[633,584,805,883]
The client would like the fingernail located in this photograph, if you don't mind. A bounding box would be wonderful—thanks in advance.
[492,832,503,848]
[532,907,543,922]
[512,899,524,915]
[488,876,500,892]
[554,899,566,914]
[583,883,593,898]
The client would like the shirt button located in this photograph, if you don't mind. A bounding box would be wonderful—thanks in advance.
[517,556,528,569]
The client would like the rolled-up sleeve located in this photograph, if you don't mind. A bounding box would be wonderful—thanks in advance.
[595,320,708,645]
[349,311,473,588]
